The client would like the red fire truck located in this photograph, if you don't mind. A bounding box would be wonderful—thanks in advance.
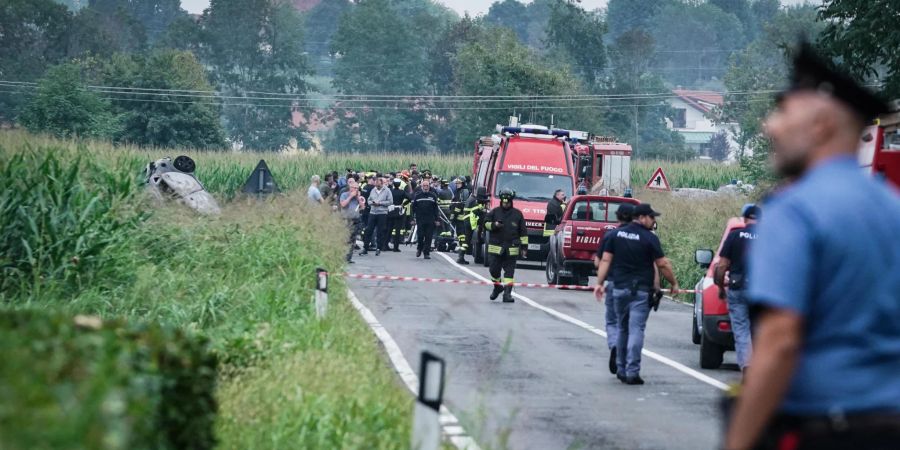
[471,124,578,264]
[859,100,900,191]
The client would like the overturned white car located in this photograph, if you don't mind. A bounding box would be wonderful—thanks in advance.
[144,155,220,215]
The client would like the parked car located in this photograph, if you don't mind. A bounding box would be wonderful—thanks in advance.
[693,217,745,369]
[545,195,640,286]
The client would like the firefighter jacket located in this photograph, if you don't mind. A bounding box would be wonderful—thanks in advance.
[449,189,469,221]
[484,206,528,256]
[412,190,440,223]
[544,197,566,236]
[463,195,486,230]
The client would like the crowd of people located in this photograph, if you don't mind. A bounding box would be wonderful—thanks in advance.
[305,164,485,264]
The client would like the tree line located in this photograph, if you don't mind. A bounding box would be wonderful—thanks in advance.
[1,0,896,161]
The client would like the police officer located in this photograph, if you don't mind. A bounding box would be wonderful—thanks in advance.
[714,203,759,375]
[387,178,409,252]
[594,202,635,375]
[594,203,678,384]
[484,188,528,303]
[724,43,900,450]
[411,178,440,260]
[544,189,567,237]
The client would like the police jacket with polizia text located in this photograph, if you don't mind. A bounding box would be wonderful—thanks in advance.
[484,206,529,251]
[412,190,439,222]
[604,222,664,290]
[719,224,756,283]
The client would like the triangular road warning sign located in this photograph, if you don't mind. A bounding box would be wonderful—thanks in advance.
[242,159,280,196]
[645,167,671,191]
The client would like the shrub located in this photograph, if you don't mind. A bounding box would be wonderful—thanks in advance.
[0,309,217,450]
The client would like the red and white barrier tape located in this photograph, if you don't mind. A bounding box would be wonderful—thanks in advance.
[343,272,697,294]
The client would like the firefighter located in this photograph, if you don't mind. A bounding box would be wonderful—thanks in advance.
[544,189,567,237]
[387,178,409,252]
[411,179,440,260]
[449,178,471,263]
[484,188,528,303]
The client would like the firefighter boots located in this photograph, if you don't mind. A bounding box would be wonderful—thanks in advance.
[490,284,504,300]
[456,251,469,265]
[502,285,514,303]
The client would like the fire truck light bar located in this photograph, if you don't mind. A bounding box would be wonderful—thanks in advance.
[500,126,571,137]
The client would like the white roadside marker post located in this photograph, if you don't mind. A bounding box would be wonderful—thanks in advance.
[315,268,328,319]
[411,351,445,450]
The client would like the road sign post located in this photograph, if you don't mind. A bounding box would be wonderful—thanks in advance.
[411,351,445,450]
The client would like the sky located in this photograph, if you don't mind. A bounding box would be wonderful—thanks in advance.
[180,0,609,16]
[181,0,812,16]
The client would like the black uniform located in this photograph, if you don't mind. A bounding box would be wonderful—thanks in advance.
[411,189,439,256]
[388,186,409,251]
[484,204,528,300]
[544,196,566,237]
[719,224,756,290]
[450,188,470,258]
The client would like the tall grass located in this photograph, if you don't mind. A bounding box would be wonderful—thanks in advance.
[0,132,414,448]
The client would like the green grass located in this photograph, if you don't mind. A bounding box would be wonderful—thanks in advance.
[0,132,413,449]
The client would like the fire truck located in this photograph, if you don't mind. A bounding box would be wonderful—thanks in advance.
[858,99,900,191]
[470,120,633,265]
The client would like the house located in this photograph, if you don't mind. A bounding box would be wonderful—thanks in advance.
[666,89,740,159]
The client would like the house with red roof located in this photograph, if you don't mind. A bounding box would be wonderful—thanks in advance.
[666,89,740,159]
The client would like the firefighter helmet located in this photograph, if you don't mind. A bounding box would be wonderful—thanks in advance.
[499,188,516,203]
[475,186,488,202]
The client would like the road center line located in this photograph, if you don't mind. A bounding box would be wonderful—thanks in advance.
[346,288,481,450]
[434,252,729,391]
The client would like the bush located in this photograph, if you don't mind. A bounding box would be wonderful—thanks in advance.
[0,309,217,450]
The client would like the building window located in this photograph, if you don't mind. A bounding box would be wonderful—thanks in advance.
[672,108,687,129]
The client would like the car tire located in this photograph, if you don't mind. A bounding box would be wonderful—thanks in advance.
[692,307,702,345]
[700,334,724,369]
[546,252,559,285]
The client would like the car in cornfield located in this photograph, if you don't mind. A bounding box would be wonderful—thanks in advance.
[692,217,745,369]
[545,195,640,287]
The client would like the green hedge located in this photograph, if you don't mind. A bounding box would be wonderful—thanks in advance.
[0,309,217,450]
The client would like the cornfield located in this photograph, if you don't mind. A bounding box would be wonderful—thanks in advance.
[0,131,744,196]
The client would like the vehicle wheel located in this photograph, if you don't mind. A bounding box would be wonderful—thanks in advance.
[556,257,575,288]
[692,307,702,345]
[473,232,484,264]
[546,252,559,285]
[700,334,724,369]
[481,231,491,267]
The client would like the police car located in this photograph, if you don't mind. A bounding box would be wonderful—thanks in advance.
[692,217,745,369]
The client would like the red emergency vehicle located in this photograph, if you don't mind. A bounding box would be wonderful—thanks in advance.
[471,124,577,264]
[858,100,900,191]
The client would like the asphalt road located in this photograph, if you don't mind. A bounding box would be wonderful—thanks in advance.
[347,249,741,450]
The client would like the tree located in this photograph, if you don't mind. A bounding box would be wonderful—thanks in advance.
[818,0,900,99]
[303,0,352,76]
[67,4,147,57]
[87,0,186,43]
[20,63,120,139]
[545,0,607,88]
[605,0,671,40]
[710,0,753,36]
[451,29,585,147]
[648,2,746,86]
[707,130,732,161]
[200,0,313,150]
[485,0,553,51]
[329,0,447,152]
[91,51,227,149]
[0,0,72,121]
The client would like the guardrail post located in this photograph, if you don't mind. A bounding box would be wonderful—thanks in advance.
[315,268,328,319]
[411,351,445,450]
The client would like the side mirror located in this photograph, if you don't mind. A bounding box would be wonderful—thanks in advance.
[695,249,714,269]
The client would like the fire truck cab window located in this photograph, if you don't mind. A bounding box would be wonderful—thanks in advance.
[589,202,608,222]
[495,172,573,202]
[571,201,589,220]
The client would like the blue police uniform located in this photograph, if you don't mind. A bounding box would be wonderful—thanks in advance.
[719,222,758,370]
[606,221,665,380]
[748,155,900,416]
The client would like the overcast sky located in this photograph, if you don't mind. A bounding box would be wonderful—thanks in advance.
[181,0,813,16]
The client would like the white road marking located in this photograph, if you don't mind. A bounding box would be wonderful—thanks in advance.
[347,289,482,450]
[434,253,730,391]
